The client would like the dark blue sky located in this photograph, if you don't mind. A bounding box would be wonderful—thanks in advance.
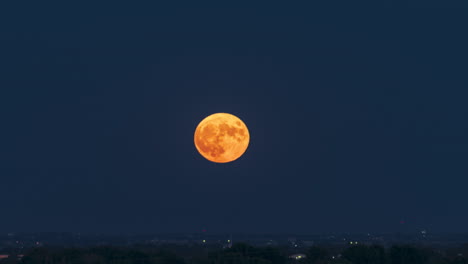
[1,3,467,234]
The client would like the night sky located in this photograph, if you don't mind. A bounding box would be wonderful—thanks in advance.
[1,3,468,234]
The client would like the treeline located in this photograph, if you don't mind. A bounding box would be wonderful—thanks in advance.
[1,243,467,264]
[307,244,467,264]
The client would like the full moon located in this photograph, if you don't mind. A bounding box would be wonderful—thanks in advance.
[194,113,250,163]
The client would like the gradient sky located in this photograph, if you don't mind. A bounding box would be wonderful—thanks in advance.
[1,3,467,234]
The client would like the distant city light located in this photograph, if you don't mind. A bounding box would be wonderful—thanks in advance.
[289,254,306,260]
[202,240,206,243]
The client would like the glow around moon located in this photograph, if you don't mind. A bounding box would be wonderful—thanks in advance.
[194,113,250,163]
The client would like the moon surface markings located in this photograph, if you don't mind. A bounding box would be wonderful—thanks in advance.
[194,113,249,163]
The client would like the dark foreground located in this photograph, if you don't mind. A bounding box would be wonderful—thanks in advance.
[1,243,468,264]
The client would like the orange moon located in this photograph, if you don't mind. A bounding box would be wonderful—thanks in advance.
[194,113,250,163]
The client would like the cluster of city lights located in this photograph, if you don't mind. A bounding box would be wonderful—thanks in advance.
[202,239,231,243]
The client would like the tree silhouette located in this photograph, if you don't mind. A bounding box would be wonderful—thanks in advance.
[342,245,385,264]
[389,245,427,264]
[305,246,329,264]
